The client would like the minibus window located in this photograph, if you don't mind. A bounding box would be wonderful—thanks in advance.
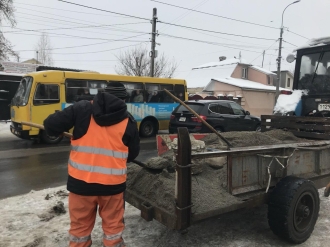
[12,77,33,106]
[34,84,60,105]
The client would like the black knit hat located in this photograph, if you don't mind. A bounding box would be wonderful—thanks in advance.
[104,82,128,100]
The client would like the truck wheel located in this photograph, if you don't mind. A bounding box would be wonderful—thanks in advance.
[140,120,156,137]
[268,176,320,244]
[41,130,63,144]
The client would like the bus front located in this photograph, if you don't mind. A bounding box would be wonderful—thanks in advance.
[293,42,330,117]
[10,76,35,139]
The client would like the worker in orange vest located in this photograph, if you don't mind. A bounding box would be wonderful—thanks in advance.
[44,82,140,247]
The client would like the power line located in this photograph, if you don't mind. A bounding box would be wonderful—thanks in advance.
[250,40,278,63]
[158,0,210,32]
[5,26,148,42]
[158,21,276,41]
[14,5,155,36]
[151,0,278,30]
[173,27,277,48]
[5,30,146,41]
[15,34,147,52]
[14,7,150,35]
[57,0,276,41]
[12,15,147,37]
[4,20,135,38]
[52,42,148,55]
[15,2,131,18]
[286,29,309,40]
[283,40,297,47]
[19,57,118,62]
[3,22,149,34]
[58,0,150,21]
[16,6,149,33]
[159,33,276,54]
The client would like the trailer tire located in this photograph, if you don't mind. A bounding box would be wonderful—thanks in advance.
[268,176,320,244]
[41,130,63,144]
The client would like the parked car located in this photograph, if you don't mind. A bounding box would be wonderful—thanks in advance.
[169,100,261,133]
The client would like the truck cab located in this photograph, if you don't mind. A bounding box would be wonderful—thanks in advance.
[290,38,330,117]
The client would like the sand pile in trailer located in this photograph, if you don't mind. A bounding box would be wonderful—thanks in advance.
[126,130,308,214]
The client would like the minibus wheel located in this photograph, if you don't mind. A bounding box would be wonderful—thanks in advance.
[41,130,63,144]
[140,119,157,137]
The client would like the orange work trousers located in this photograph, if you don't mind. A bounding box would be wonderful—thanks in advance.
[68,192,125,247]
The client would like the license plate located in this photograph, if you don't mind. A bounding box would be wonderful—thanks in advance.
[318,104,330,111]
[179,117,186,122]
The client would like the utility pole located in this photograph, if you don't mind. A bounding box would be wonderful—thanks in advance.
[36,51,39,64]
[262,50,265,68]
[276,27,283,102]
[150,8,157,77]
[239,51,242,63]
[276,0,301,103]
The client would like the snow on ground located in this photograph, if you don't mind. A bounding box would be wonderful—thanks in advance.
[274,90,308,114]
[0,121,13,138]
[1,186,330,247]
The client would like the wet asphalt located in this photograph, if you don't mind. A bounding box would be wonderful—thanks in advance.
[0,134,158,199]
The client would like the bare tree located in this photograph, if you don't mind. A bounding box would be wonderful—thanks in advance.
[115,46,178,78]
[0,0,19,61]
[35,32,54,66]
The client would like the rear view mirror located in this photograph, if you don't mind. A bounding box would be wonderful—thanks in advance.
[286,54,296,63]
[245,111,250,115]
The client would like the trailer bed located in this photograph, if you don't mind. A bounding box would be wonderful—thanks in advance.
[125,129,330,230]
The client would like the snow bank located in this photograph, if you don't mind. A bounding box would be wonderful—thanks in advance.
[273,90,308,114]
[0,121,12,138]
[1,185,330,247]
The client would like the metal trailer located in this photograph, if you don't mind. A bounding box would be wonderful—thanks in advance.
[125,127,330,244]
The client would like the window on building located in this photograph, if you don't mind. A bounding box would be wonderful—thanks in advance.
[242,68,248,79]
[287,78,291,87]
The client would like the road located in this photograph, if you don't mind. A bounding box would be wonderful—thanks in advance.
[0,122,159,199]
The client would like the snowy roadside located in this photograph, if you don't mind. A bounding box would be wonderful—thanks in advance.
[1,186,330,247]
[0,121,13,138]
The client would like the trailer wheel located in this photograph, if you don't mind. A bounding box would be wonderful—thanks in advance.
[268,176,320,244]
[41,130,63,144]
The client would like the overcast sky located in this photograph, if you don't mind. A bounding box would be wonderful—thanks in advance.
[2,0,328,86]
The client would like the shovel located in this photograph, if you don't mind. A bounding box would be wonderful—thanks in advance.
[20,121,163,173]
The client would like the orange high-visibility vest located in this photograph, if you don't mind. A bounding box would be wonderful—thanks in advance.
[68,116,129,185]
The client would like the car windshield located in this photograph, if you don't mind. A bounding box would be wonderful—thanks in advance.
[298,51,330,94]
[175,103,204,114]
[12,76,33,106]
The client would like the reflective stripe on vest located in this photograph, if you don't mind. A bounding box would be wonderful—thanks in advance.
[69,159,127,175]
[71,145,128,159]
[68,116,129,185]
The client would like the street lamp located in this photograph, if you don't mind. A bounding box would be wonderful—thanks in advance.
[275,0,301,103]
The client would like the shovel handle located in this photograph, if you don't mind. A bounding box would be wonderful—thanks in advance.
[21,121,72,138]
[163,89,232,149]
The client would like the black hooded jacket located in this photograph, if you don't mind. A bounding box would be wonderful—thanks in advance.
[44,92,140,196]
